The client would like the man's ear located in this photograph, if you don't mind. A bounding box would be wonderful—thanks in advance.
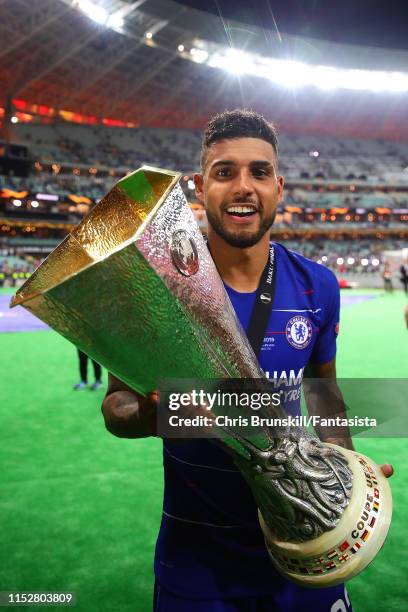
[193,173,205,205]
[277,175,284,203]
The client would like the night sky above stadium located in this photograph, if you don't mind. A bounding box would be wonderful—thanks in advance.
[174,0,408,51]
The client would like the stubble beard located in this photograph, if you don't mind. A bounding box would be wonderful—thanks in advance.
[206,209,276,248]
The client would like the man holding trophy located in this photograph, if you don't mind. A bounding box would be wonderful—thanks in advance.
[11,109,393,611]
[100,110,393,612]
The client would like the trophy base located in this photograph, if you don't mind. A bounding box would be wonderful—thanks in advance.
[259,447,392,587]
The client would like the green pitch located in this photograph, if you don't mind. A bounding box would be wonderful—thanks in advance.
[0,288,407,611]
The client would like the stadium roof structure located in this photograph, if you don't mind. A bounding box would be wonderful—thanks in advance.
[1,0,408,139]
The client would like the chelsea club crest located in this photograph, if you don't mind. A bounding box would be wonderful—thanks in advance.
[286,315,313,349]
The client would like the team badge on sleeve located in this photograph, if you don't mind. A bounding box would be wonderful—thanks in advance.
[286,315,312,349]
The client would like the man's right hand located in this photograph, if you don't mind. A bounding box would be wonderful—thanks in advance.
[101,373,158,438]
[102,377,216,440]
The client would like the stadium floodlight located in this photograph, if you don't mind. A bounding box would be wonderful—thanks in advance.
[77,0,108,25]
[12,199,22,207]
[361,258,369,266]
[221,49,255,75]
[337,257,344,265]
[208,52,224,68]
[74,1,127,30]
[313,66,341,91]
[197,38,408,93]
[269,59,315,88]
[107,14,124,29]
[371,258,380,266]
[345,69,375,91]
[340,69,407,93]
[190,48,208,63]
[347,257,355,265]
[387,72,408,92]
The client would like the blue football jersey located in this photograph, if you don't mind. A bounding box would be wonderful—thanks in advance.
[154,243,340,599]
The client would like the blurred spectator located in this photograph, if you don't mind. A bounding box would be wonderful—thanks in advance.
[399,262,408,295]
[382,261,393,292]
[73,349,103,390]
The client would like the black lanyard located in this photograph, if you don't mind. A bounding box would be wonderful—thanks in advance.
[245,245,276,358]
[204,236,276,359]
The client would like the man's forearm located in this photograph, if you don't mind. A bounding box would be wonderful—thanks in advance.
[102,390,157,438]
[303,377,355,451]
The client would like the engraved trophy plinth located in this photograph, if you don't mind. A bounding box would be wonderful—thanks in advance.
[11,166,392,587]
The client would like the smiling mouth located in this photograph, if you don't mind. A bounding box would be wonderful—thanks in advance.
[225,205,258,218]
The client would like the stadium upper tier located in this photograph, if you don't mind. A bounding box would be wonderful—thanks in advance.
[1,0,408,140]
[11,123,408,183]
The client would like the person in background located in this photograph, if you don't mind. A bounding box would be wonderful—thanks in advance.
[74,349,103,390]
[382,261,393,292]
[399,261,408,295]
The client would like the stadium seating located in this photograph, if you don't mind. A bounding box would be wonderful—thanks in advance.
[1,122,407,286]
[11,123,408,182]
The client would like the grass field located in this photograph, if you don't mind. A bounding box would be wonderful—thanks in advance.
[0,288,407,611]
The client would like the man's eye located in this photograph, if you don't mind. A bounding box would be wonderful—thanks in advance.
[252,168,268,178]
[216,168,231,177]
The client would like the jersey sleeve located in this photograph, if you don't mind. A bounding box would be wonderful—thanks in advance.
[311,271,340,364]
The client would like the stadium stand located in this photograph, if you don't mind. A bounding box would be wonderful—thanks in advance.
[9,123,408,181]
[1,121,407,290]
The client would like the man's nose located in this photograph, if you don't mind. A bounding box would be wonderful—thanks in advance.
[233,170,254,196]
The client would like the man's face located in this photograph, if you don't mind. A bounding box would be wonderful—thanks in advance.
[194,137,283,248]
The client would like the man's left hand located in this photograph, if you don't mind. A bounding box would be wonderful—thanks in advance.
[324,438,394,479]
[380,464,394,478]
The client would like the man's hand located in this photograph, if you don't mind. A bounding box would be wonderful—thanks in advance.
[102,374,158,438]
[380,464,394,478]
[323,437,394,479]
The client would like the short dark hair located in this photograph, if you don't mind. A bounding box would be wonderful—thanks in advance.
[200,109,278,169]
